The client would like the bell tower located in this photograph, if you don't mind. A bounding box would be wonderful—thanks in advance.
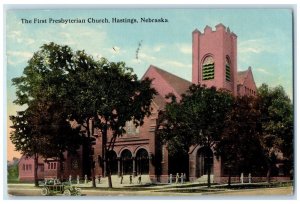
[192,23,237,96]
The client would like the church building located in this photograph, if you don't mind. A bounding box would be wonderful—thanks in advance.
[19,24,269,184]
[82,23,257,183]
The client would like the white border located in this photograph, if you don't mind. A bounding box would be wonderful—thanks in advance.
[1,1,299,203]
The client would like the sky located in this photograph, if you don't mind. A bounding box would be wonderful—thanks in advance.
[5,8,293,161]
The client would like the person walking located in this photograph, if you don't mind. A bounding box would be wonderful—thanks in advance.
[138,174,141,184]
[84,174,88,184]
[77,175,80,185]
[98,175,101,184]
[175,173,179,184]
[120,175,123,184]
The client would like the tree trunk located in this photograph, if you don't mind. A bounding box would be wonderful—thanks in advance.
[103,126,113,188]
[34,154,39,187]
[91,166,96,188]
[267,165,271,183]
[207,163,211,188]
[59,153,64,181]
[107,158,113,188]
[86,118,96,188]
[228,168,231,187]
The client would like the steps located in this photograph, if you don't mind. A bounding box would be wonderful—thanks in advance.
[195,175,214,183]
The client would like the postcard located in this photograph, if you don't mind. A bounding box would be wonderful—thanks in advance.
[5,6,294,198]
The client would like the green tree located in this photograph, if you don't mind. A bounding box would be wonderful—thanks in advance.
[216,96,265,186]
[257,84,293,182]
[157,94,192,177]
[10,110,42,186]
[8,163,19,182]
[10,43,82,186]
[65,56,157,188]
[11,42,156,188]
[158,84,233,187]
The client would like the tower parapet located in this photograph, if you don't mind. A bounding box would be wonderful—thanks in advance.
[200,23,237,39]
[192,23,238,96]
[204,25,212,33]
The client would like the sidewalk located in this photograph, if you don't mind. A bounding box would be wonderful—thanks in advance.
[75,175,152,188]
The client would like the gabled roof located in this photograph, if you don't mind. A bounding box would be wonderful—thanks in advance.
[237,67,254,85]
[142,65,192,109]
[237,70,248,85]
[152,66,191,96]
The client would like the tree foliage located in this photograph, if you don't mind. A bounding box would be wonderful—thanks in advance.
[10,43,84,185]
[215,96,265,185]
[11,42,157,188]
[158,84,233,186]
[64,54,157,188]
[11,43,82,159]
[257,84,293,181]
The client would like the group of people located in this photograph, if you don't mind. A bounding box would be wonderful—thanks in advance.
[67,174,101,185]
[169,173,186,184]
[67,174,144,185]
[120,174,142,184]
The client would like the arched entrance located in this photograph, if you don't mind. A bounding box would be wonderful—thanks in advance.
[136,148,149,175]
[196,146,213,177]
[106,150,118,175]
[120,149,132,175]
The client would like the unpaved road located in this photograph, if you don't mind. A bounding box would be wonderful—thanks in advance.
[7,185,293,197]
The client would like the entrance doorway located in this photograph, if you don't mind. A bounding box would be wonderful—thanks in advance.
[135,148,149,175]
[120,149,132,175]
[196,147,213,177]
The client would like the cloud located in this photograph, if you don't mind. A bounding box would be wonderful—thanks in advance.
[238,38,280,55]
[7,30,21,39]
[153,45,165,52]
[138,52,156,61]
[256,67,272,75]
[7,29,35,46]
[162,60,191,69]
[239,39,265,54]
[177,43,192,55]
[7,51,33,59]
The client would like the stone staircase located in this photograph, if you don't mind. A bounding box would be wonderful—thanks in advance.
[195,174,214,183]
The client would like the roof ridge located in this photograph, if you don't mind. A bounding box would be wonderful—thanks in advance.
[149,65,191,84]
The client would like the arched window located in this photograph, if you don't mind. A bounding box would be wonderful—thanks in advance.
[202,56,214,80]
[225,57,231,81]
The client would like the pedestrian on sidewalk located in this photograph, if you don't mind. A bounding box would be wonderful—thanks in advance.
[138,174,141,184]
[84,174,87,184]
[77,175,80,185]
[120,175,123,184]
[175,173,179,184]
[129,174,132,184]
[98,175,101,184]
